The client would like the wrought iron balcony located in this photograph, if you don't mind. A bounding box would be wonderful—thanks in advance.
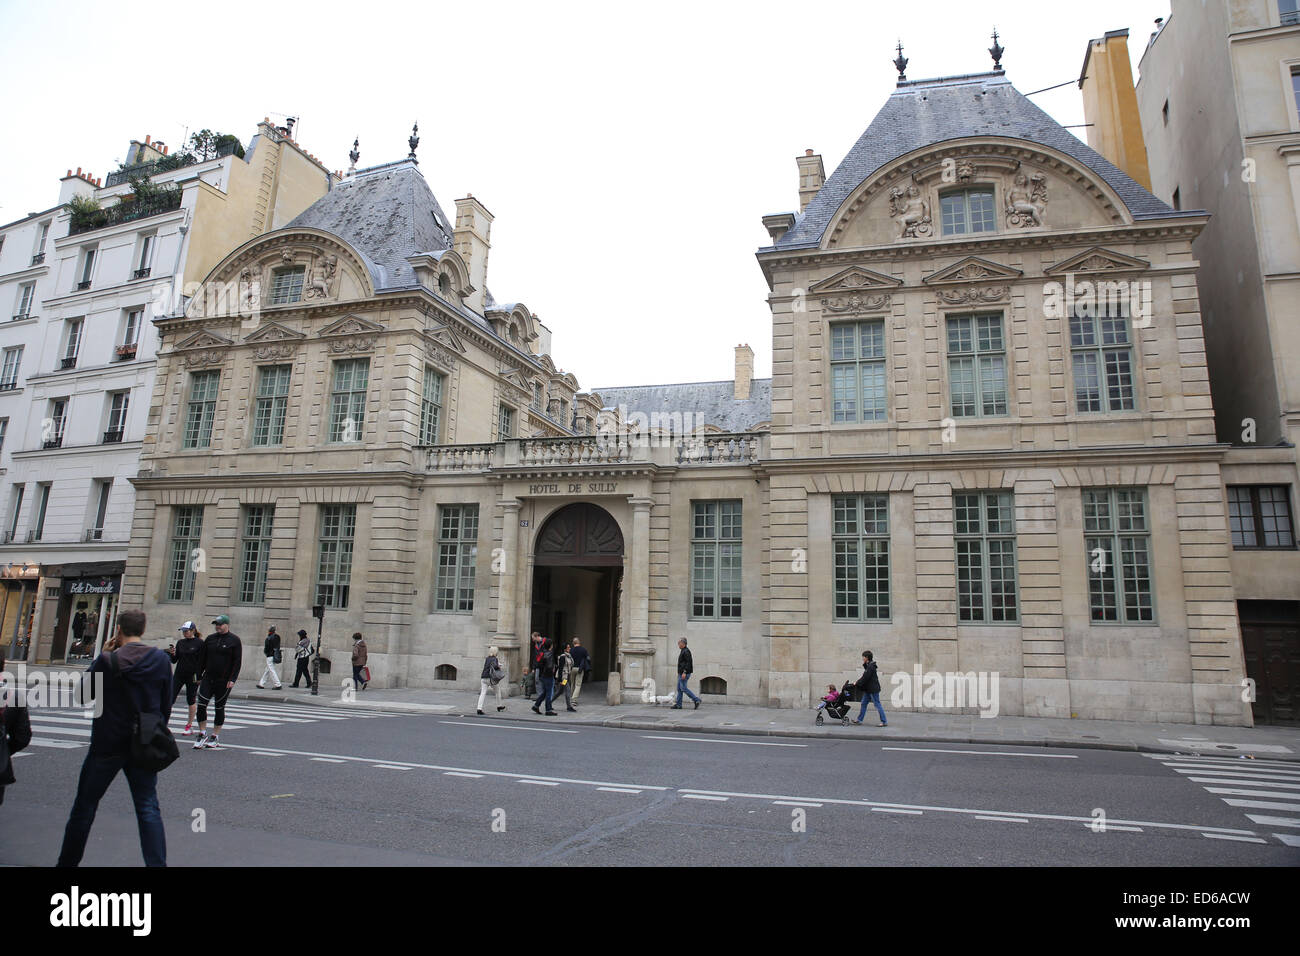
[25,529,38,543]
[133,267,151,280]
[75,280,91,291]
[11,313,32,322]
[84,527,104,542]
[102,429,124,444]
[43,437,63,449]
[103,142,238,188]
[60,357,77,370]
[0,382,17,392]
[30,253,45,266]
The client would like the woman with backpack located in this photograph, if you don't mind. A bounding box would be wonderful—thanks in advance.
[477,645,506,715]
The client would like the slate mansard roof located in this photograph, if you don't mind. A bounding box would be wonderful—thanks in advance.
[596,379,773,433]
[768,72,1190,252]
[287,159,456,292]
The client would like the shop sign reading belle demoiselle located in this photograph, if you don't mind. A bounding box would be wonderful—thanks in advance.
[65,578,120,595]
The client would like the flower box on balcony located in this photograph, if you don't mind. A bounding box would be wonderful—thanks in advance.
[115,344,138,360]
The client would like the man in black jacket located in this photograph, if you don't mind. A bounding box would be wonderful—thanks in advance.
[56,609,170,866]
[194,615,242,749]
[853,650,888,726]
[569,637,591,704]
[672,638,701,710]
[1,653,32,806]
[257,625,283,690]
[530,639,557,716]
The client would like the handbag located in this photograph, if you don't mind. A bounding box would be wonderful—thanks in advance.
[489,662,506,685]
[361,666,371,683]
[111,652,179,773]
[273,648,283,664]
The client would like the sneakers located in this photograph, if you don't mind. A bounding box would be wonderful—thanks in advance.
[193,733,209,749]
[183,722,192,736]
[203,734,220,749]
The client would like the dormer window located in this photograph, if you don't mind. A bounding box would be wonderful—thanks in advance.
[940,188,995,236]
[438,272,451,296]
[269,266,305,305]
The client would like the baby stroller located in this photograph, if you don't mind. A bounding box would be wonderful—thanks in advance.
[815,680,855,726]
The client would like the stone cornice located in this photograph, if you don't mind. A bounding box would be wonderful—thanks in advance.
[750,442,1230,476]
[129,469,427,492]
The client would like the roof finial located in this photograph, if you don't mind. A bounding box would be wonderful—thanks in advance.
[893,41,908,82]
[408,122,420,163]
[989,28,1004,72]
[347,136,359,175]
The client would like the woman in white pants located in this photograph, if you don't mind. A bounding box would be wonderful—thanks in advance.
[477,646,506,715]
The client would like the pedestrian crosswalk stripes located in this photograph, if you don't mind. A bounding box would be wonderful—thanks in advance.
[22,700,388,752]
[1149,753,1300,849]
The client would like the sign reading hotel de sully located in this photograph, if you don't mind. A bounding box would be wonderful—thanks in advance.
[528,481,619,495]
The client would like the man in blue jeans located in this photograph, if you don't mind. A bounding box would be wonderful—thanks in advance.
[853,650,888,726]
[57,609,171,867]
[672,638,701,710]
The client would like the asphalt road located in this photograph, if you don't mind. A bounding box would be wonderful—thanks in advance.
[3,698,1298,866]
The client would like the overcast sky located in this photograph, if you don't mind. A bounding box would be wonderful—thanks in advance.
[0,0,1172,392]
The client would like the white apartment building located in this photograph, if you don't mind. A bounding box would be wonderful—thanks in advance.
[0,124,336,662]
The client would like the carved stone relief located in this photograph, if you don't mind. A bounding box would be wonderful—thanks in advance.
[889,183,933,238]
[1005,171,1048,227]
[935,285,1009,305]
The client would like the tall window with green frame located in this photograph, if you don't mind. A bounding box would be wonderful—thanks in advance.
[690,501,742,619]
[328,358,369,443]
[237,505,275,604]
[252,365,291,446]
[165,506,203,602]
[316,504,356,609]
[182,371,219,448]
[1070,301,1136,413]
[435,504,478,612]
[954,491,1018,623]
[946,314,1008,417]
[420,368,445,445]
[1083,488,1154,623]
[832,494,890,620]
[831,320,886,423]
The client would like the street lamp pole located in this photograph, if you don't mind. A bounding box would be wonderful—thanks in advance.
[310,603,324,696]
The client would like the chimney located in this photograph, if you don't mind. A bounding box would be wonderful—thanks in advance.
[734,344,754,400]
[453,195,494,314]
[1077,29,1151,190]
[796,149,825,213]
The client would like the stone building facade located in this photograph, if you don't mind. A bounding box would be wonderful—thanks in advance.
[124,66,1252,724]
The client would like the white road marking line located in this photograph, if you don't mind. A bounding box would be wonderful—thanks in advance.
[676,787,1256,835]
[1222,798,1300,812]
[975,815,1029,824]
[883,746,1077,759]
[1167,764,1300,778]
[310,757,345,763]
[1173,768,1300,781]
[29,723,90,736]
[440,720,578,734]
[374,764,412,771]
[774,800,823,808]
[1246,814,1300,828]
[1189,777,1300,789]
[1204,787,1300,801]
[23,739,83,749]
[1157,756,1300,770]
[1090,825,1143,833]
[681,793,729,801]
[1202,833,1268,844]
[249,752,281,757]
[519,779,559,787]
[641,735,806,747]
[23,715,91,725]
[11,751,33,758]
[597,787,642,794]
[445,772,483,779]
[218,743,669,790]
[1273,833,1300,847]
[872,807,923,815]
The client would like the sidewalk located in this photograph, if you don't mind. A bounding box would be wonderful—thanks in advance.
[232,680,1300,762]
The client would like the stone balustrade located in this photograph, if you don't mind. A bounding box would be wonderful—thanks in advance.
[424,443,496,472]
[675,432,763,465]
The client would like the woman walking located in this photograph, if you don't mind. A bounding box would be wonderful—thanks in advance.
[477,645,506,715]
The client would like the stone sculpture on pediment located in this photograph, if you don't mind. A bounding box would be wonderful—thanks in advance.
[936,285,1009,305]
[889,184,933,238]
[824,292,892,314]
[305,254,338,300]
[253,343,297,361]
[182,348,227,368]
[328,334,376,354]
[1005,171,1048,227]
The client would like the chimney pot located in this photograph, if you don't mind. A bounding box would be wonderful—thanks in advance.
[76,167,82,176]
[734,344,755,401]
[145,134,151,145]
[805,149,814,156]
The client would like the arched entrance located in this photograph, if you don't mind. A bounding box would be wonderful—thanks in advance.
[531,503,623,685]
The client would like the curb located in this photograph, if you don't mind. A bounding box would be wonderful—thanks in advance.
[234,689,1300,763]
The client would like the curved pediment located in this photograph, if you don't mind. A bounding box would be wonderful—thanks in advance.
[824,138,1134,251]
[195,227,377,319]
